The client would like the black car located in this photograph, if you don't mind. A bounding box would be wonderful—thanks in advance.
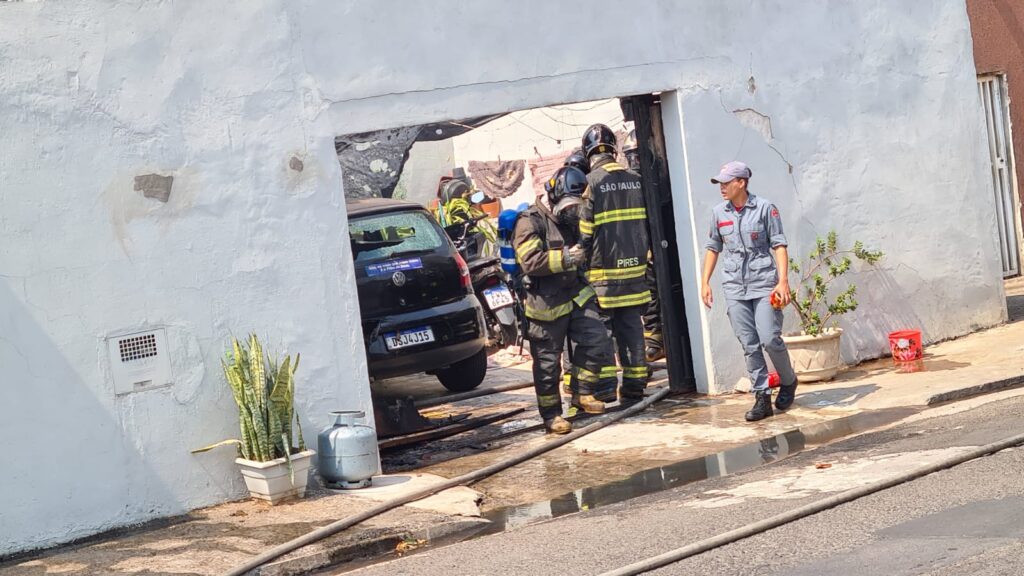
[346,198,488,392]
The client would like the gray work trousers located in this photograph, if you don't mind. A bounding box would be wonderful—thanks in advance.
[725,296,797,393]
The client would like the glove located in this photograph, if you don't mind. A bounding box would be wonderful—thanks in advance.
[566,245,587,267]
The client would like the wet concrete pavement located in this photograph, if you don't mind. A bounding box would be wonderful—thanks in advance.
[5,285,1023,576]
[338,391,1024,576]
[389,314,1024,515]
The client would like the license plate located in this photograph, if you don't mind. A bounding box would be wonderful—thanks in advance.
[482,285,514,309]
[384,326,435,350]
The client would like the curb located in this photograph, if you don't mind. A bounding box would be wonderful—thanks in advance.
[260,517,491,576]
[926,374,1024,406]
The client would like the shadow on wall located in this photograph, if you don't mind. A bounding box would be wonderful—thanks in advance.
[0,280,177,558]
[840,268,926,363]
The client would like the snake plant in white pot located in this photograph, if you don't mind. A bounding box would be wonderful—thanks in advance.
[193,335,314,504]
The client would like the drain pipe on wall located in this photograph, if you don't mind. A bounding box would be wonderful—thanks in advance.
[597,429,1024,576]
[227,387,672,576]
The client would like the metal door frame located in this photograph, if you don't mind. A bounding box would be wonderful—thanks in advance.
[978,73,1024,278]
[620,94,697,393]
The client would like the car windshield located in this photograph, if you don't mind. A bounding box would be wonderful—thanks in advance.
[349,210,444,263]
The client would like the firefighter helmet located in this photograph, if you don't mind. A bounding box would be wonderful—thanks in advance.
[581,123,618,159]
[563,150,591,174]
[546,166,588,206]
[438,177,471,204]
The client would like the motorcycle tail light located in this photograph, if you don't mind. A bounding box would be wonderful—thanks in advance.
[484,276,500,288]
[455,253,472,292]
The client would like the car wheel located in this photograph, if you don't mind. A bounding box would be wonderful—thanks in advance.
[436,348,487,392]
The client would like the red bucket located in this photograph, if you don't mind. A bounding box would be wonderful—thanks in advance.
[889,330,923,362]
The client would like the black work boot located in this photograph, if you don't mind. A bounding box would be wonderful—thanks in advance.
[745,390,774,422]
[775,381,798,410]
[619,386,646,406]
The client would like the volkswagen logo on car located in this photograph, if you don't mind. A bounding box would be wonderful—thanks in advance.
[392,271,406,287]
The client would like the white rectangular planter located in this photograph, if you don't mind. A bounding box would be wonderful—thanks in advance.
[236,450,316,505]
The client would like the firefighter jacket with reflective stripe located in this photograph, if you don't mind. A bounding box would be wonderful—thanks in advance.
[513,204,596,322]
[579,156,652,309]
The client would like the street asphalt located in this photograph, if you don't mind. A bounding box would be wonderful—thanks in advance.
[336,392,1024,575]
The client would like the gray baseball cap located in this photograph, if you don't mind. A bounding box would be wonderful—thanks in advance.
[711,161,752,184]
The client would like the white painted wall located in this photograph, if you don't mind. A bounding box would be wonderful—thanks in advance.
[0,0,1005,555]
[0,2,372,556]
[662,2,1006,392]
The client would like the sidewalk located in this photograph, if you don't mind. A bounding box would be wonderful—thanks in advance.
[4,286,1024,576]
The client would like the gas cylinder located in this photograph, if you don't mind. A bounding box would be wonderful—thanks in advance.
[497,208,524,276]
[317,410,379,489]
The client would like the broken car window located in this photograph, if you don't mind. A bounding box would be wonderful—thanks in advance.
[349,211,443,262]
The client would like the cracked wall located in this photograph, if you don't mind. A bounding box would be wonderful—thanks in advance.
[0,1,370,556]
[0,0,1006,554]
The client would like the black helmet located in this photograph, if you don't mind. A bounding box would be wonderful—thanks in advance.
[581,123,618,159]
[563,151,591,175]
[546,166,588,205]
[438,177,470,204]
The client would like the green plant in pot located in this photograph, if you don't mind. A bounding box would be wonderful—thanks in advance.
[782,231,883,382]
[192,334,314,504]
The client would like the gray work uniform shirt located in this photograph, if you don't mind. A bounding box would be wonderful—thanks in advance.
[705,194,787,301]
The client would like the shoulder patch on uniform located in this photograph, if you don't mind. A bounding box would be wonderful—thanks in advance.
[771,208,779,218]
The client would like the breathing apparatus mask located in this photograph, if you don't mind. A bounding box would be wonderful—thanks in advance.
[545,166,588,232]
[553,196,582,231]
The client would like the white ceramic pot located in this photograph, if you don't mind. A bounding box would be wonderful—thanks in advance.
[235,449,315,504]
[782,328,844,383]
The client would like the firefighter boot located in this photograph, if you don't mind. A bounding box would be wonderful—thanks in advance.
[571,394,606,415]
[745,390,774,422]
[544,415,572,435]
[619,386,645,406]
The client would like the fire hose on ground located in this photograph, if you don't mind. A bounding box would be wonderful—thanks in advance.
[227,386,673,576]
[597,429,1024,576]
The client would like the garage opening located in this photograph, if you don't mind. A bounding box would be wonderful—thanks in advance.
[337,94,696,451]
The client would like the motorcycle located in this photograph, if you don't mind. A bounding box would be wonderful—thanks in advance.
[442,198,520,350]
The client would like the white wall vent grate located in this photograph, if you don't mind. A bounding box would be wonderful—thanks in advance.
[107,329,172,395]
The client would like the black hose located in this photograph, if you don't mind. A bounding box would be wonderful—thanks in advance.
[227,387,672,576]
[415,380,534,409]
[597,429,1024,576]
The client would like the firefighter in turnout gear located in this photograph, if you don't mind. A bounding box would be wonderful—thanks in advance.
[513,166,617,434]
[578,124,652,402]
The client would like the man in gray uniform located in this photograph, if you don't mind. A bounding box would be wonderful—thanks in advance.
[700,161,798,421]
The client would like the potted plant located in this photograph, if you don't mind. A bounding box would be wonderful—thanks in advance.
[783,231,883,382]
[193,334,315,504]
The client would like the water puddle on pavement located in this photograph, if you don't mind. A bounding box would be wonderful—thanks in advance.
[476,407,917,535]
[325,407,918,574]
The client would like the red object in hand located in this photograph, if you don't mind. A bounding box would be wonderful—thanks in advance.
[770,291,784,310]
[768,372,781,388]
